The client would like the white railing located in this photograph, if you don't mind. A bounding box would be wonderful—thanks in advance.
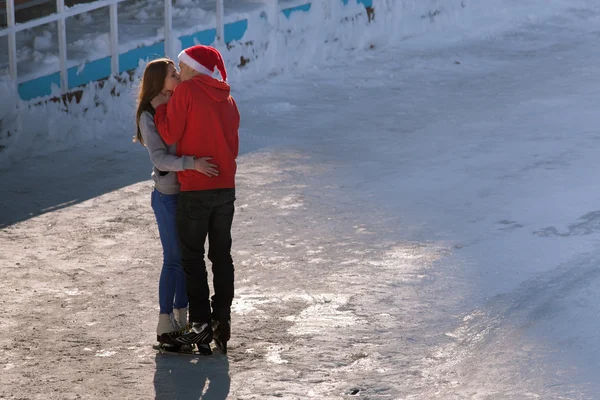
[1,0,226,92]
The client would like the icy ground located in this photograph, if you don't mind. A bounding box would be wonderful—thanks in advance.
[2,1,600,399]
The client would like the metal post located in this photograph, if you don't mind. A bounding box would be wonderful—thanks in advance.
[56,0,68,91]
[164,0,173,58]
[6,0,17,81]
[109,0,119,75]
[216,0,224,46]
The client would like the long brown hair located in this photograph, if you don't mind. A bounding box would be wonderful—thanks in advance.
[134,58,174,146]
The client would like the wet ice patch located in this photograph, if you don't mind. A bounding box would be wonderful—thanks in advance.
[284,294,362,336]
[92,237,117,248]
[255,256,294,270]
[497,219,524,231]
[354,225,375,235]
[232,292,278,315]
[306,247,324,255]
[266,195,304,212]
[363,244,443,281]
[95,349,116,357]
[534,210,600,237]
[340,354,380,373]
[266,345,289,364]
[0,317,17,330]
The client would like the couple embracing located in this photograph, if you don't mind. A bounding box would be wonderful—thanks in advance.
[135,45,240,354]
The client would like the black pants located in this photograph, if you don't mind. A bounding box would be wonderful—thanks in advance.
[176,189,235,324]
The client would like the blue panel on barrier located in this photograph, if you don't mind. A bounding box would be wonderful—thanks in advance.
[342,0,373,6]
[119,42,166,73]
[16,0,372,101]
[68,57,111,89]
[224,19,248,43]
[282,3,311,18]
[18,73,60,101]
[180,28,217,49]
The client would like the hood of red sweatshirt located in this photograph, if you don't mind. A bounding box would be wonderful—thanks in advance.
[190,74,231,102]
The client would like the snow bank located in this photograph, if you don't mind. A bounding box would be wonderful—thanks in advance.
[0,0,584,169]
[0,72,141,169]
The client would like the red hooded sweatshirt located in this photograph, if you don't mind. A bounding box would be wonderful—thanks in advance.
[154,74,240,191]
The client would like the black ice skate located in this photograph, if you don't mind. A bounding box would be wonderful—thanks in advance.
[159,322,213,347]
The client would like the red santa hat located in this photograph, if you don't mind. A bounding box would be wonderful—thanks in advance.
[178,45,227,81]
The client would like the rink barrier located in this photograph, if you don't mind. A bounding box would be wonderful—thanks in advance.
[12,0,373,101]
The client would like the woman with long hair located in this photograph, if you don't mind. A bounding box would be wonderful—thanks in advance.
[135,58,219,344]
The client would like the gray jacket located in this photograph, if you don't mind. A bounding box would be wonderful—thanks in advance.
[138,111,195,194]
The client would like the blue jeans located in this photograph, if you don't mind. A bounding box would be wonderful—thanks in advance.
[151,189,188,314]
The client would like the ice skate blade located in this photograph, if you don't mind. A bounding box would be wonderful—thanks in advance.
[153,343,212,356]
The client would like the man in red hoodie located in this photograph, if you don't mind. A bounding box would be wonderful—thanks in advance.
[151,45,240,353]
